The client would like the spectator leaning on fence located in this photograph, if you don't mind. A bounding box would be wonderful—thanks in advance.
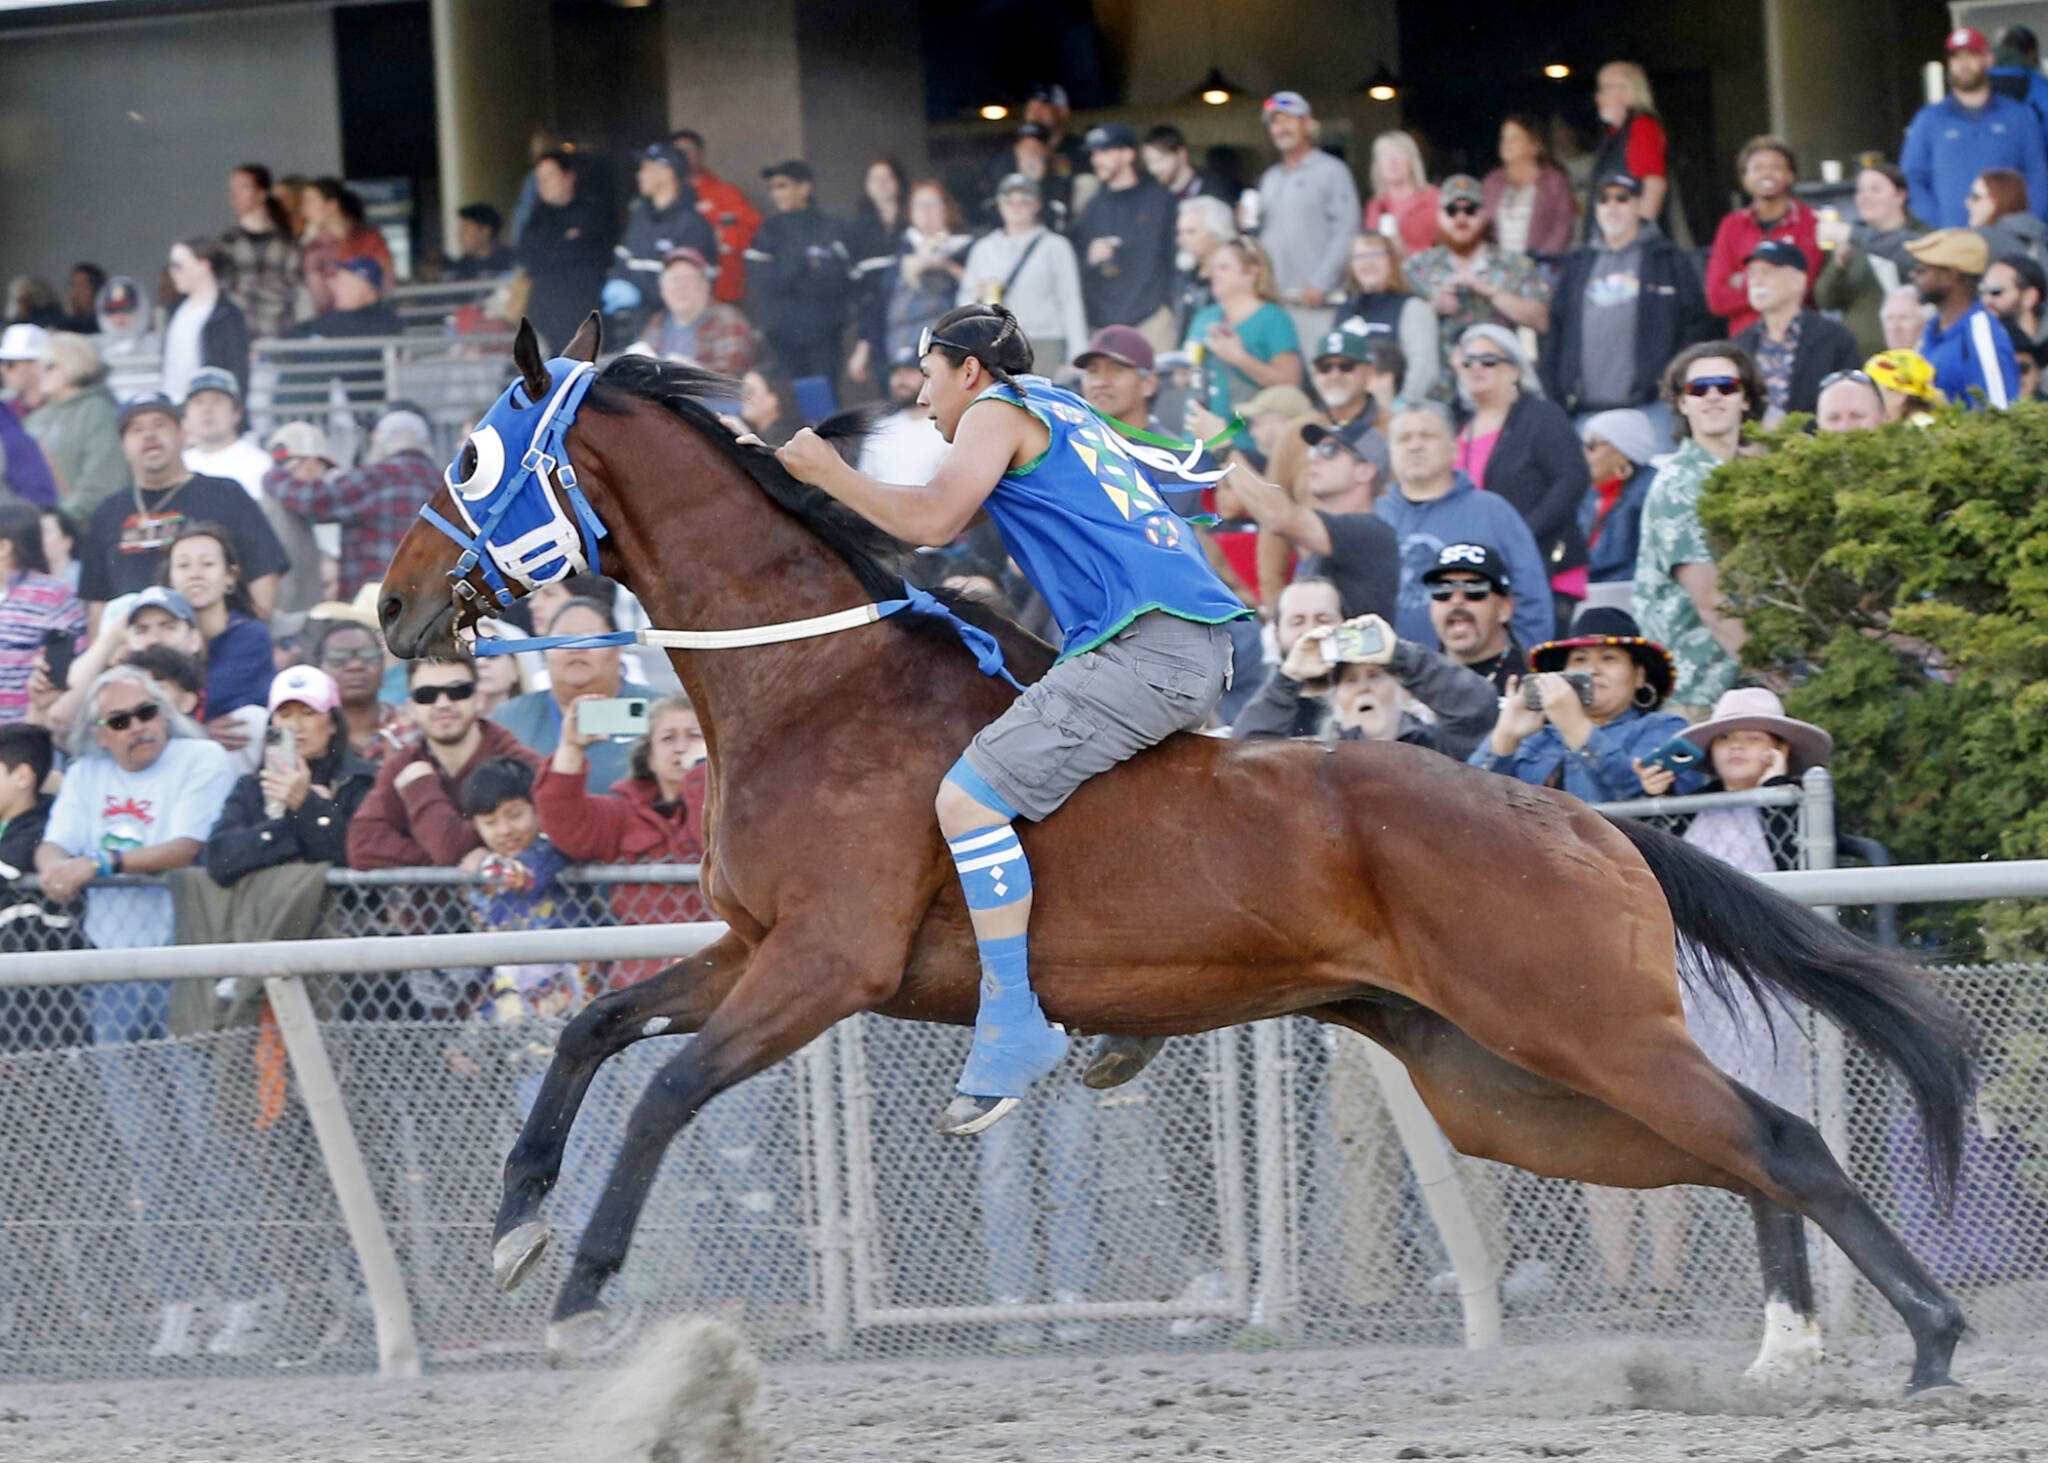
[1632,343,1759,717]
[202,665,375,886]
[285,256,402,340]
[535,689,711,986]
[1421,541,1527,694]
[346,653,541,873]
[0,499,83,724]
[28,332,125,520]
[1470,605,1703,801]
[460,755,585,1011]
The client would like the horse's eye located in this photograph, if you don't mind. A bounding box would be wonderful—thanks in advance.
[448,426,506,500]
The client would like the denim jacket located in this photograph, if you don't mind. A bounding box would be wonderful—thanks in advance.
[1468,703,1703,802]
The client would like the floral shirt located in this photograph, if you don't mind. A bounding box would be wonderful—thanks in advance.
[1752,312,1802,422]
[1403,244,1550,398]
[1632,437,1740,709]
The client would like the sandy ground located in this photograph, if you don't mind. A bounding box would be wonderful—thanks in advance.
[1,1329,2043,1463]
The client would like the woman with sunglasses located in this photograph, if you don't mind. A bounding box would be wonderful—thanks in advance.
[1451,324,1588,636]
[1632,342,1764,717]
[1329,232,1438,402]
[1403,175,1550,397]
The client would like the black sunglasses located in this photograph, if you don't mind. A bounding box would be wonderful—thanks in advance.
[1683,375,1745,398]
[1315,359,1362,373]
[1460,354,1511,370]
[410,681,478,705]
[1597,190,1636,206]
[97,702,161,732]
[1818,368,1876,391]
[1429,582,1495,602]
[1443,201,1482,218]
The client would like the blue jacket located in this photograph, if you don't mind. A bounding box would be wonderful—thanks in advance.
[1920,300,2019,409]
[1990,64,2048,144]
[1582,459,1656,585]
[1902,93,2048,229]
[1373,473,1553,654]
[1469,703,1703,803]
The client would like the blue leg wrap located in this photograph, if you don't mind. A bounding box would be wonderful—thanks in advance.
[956,932,1069,1098]
[941,756,1019,823]
[946,823,1034,910]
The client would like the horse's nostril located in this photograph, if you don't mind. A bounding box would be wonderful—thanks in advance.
[379,594,404,632]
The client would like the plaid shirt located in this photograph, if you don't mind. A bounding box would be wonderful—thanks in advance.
[221,223,304,339]
[268,449,442,600]
[636,301,756,378]
[0,571,84,722]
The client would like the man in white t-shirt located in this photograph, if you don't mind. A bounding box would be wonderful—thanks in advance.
[180,367,271,498]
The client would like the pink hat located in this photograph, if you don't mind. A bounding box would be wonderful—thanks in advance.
[1678,686,1833,774]
[267,664,341,715]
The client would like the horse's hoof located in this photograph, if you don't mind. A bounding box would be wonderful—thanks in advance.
[492,1221,553,1293]
[1081,1035,1166,1089]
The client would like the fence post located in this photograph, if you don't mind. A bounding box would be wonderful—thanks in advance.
[806,1032,851,1355]
[262,974,421,1379]
[1250,1020,1291,1332]
[1799,766,1856,1334]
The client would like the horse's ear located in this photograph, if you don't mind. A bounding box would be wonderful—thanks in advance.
[513,319,551,402]
[563,311,602,364]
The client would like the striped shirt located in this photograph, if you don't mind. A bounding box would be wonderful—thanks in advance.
[0,571,85,723]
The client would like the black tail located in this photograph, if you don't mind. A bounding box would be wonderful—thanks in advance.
[1609,816,1978,1201]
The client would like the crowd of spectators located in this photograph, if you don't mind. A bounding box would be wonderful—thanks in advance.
[9,27,2048,1355]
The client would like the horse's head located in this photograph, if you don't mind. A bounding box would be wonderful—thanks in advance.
[378,313,607,658]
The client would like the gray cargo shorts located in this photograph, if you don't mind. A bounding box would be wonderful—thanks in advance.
[963,611,1234,822]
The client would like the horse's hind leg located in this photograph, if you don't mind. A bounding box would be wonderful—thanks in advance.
[492,931,753,1291]
[1747,1195,1821,1382]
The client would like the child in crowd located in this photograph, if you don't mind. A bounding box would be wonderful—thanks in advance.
[458,755,586,1022]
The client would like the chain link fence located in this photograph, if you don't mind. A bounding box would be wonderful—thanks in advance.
[2,828,2043,1379]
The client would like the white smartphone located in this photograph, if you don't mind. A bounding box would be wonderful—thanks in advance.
[575,696,650,738]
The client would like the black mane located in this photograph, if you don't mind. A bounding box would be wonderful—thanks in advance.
[586,354,1054,684]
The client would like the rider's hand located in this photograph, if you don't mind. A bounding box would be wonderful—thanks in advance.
[775,427,841,488]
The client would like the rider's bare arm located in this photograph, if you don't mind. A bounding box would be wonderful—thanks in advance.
[777,400,1046,547]
[1223,462,1332,558]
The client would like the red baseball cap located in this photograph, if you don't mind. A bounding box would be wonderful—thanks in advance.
[1073,325,1154,372]
[1947,27,1990,54]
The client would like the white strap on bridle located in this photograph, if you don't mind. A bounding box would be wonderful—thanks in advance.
[636,602,889,650]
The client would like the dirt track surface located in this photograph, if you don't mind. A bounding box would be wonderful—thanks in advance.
[2,1332,2042,1462]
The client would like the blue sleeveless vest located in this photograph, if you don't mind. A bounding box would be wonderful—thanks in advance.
[974,376,1249,658]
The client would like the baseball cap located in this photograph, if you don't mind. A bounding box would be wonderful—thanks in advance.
[182,365,241,403]
[1420,542,1511,594]
[762,158,813,183]
[0,323,48,362]
[1439,174,1485,209]
[1596,171,1644,198]
[117,393,180,432]
[1262,91,1313,118]
[268,664,341,715]
[639,141,686,173]
[1028,83,1070,109]
[995,172,1041,199]
[661,245,713,272]
[1072,324,1154,372]
[1300,415,1391,478]
[98,277,142,316]
[128,585,197,626]
[1084,122,1138,153]
[1947,27,1991,54]
[1906,227,1990,275]
[1015,122,1051,143]
[1746,238,1810,272]
[267,419,335,463]
[1315,325,1374,365]
[337,256,385,292]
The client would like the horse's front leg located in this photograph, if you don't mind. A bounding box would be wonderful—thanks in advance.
[545,924,904,1357]
[492,929,755,1291]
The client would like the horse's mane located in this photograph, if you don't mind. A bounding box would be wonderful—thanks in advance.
[586,354,1055,684]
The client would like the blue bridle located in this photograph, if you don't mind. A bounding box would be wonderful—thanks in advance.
[418,357,608,608]
[420,354,1023,690]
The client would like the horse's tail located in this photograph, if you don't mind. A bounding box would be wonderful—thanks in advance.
[1608,815,1978,1201]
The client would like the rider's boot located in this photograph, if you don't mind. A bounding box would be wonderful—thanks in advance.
[937,932,1071,1135]
[1081,1034,1167,1089]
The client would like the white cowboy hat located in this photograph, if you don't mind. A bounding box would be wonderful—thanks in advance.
[1679,687,1833,774]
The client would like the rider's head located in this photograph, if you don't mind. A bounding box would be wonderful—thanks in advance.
[918,303,1036,443]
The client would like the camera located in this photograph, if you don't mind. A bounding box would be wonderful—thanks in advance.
[1326,622,1386,664]
[1523,671,1595,711]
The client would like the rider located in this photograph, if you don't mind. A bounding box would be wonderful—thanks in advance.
[775,303,1250,1135]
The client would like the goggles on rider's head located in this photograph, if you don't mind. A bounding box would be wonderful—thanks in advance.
[917,325,974,359]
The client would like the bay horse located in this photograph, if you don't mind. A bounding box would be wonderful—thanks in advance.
[377,318,1976,1391]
